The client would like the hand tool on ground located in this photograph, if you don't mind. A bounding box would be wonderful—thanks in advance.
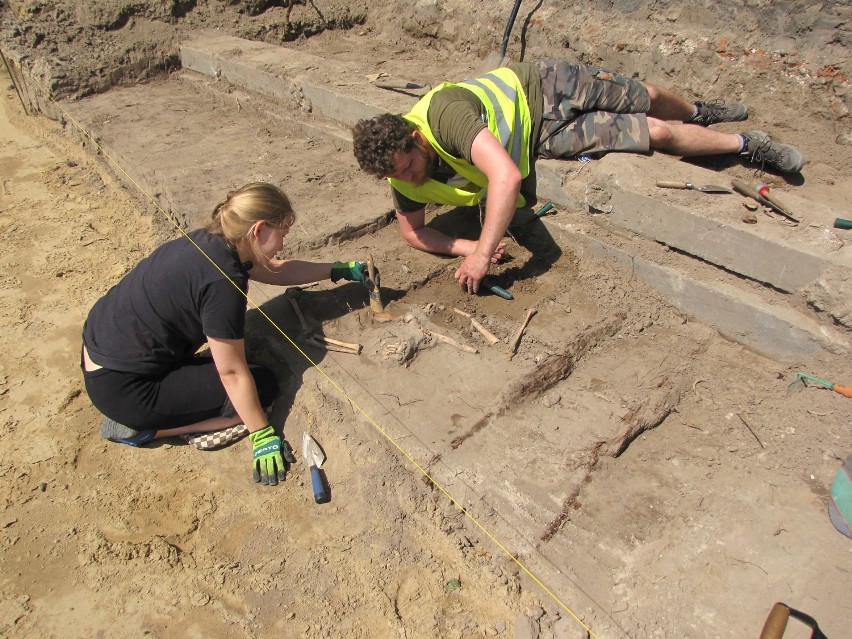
[366,253,384,313]
[302,432,329,503]
[532,201,555,219]
[731,179,800,223]
[795,372,852,398]
[834,217,852,229]
[656,180,733,193]
[508,307,537,359]
[373,79,431,97]
[512,201,558,228]
[759,602,828,639]
[755,183,797,220]
[481,275,513,300]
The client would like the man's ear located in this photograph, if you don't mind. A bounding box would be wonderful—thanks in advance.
[411,129,429,148]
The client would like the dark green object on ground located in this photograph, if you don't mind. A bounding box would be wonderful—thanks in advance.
[481,276,513,300]
[834,217,852,229]
[533,202,554,219]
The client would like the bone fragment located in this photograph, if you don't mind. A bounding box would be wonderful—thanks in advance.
[423,329,478,354]
[311,335,362,353]
[508,308,537,359]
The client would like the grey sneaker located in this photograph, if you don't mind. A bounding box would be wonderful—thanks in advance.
[690,100,748,125]
[741,131,805,173]
[100,416,156,446]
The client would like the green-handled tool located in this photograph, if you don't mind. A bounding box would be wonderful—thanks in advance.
[511,201,557,228]
[481,276,513,300]
[532,202,555,219]
[834,217,852,230]
[791,372,852,398]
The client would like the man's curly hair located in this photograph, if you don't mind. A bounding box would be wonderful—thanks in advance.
[352,114,416,177]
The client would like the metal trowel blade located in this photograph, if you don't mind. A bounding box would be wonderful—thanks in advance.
[696,185,734,193]
[786,378,806,396]
[302,432,325,469]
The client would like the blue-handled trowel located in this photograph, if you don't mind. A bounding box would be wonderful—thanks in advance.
[302,432,329,503]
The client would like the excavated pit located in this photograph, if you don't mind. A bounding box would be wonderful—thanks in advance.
[3,2,852,636]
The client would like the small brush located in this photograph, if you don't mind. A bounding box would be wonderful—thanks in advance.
[367,254,384,313]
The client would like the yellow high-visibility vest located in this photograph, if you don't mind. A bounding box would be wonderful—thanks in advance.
[390,67,532,208]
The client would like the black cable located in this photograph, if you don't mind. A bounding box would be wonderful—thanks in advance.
[498,0,523,60]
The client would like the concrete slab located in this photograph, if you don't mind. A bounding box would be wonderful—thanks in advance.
[38,31,846,361]
[569,153,852,293]
[179,34,851,303]
[180,32,416,127]
[559,227,851,359]
[57,73,392,243]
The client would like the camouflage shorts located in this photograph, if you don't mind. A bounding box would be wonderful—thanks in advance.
[535,60,651,159]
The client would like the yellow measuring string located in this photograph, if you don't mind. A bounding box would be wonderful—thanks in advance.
[30,83,608,639]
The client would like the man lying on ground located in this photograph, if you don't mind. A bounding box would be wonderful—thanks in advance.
[352,60,804,294]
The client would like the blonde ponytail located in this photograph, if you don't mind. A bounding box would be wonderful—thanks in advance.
[207,182,296,250]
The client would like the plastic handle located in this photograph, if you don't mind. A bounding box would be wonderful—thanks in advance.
[533,202,554,218]
[834,217,852,230]
[656,181,688,189]
[310,465,329,503]
[833,384,852,398]
[481,276,514,300]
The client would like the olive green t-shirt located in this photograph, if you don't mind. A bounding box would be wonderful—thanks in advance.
[392,62,543,212]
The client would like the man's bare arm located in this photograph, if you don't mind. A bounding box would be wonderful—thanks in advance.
[454,129,521,293]
[396,207,506,261]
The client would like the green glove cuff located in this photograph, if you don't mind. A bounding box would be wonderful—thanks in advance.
[330,260,359,283]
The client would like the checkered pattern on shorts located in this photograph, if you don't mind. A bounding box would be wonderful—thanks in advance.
[181,423,250,451]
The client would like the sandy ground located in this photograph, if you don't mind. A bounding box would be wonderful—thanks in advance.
[2,2,852,638]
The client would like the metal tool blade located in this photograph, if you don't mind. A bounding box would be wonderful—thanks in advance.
[657,180,733,193]
[302,432,329,503]
[302,432,325,469]
[695,184,734,193]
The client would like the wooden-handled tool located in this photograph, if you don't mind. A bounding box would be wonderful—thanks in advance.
[657,180,733,193]
[366,254,384,313]
[731,179,800,223]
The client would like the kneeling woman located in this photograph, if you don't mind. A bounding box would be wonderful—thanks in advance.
[81,182,372,486]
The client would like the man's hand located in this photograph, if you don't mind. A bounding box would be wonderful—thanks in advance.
[249,426,288,486]
[488,242,508,264]
[454,251,492,294]
[330,260,378,286]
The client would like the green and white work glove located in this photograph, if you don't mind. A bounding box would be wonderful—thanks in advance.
[249,426,291,486]
[330,260,378,286]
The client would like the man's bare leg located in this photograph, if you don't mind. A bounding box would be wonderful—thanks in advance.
[647,117,742,156]
[645,83,696,121]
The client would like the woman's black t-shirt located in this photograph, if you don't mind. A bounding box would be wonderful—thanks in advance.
[82,229,250,375]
